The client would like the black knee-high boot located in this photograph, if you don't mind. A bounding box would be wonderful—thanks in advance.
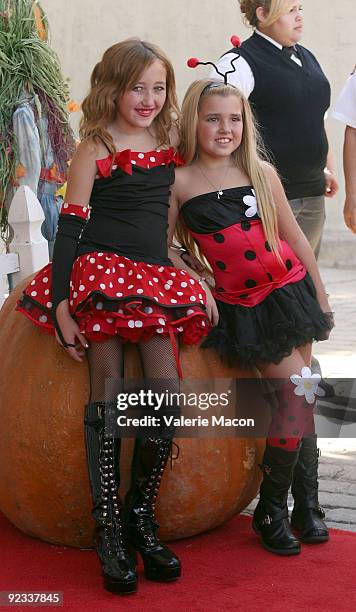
[291,434,329,543]
[252,444,301,555]
[125,436,181,581]
[84,402,137,594]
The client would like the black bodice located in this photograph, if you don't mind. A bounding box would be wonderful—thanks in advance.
[77,163,175,265]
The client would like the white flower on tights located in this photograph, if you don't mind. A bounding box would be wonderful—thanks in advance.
[290,367,326,404]
[243,189,260,218]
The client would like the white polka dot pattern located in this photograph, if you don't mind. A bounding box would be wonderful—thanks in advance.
[19,251,210,344]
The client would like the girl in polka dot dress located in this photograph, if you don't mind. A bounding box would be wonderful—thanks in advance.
[16,41,215,595]
[168,79,334,557]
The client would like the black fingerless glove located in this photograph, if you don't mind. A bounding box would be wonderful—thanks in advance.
[52,214,87,311]
[51,210,88,347]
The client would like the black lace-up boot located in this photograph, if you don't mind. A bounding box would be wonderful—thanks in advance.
[125,436,181,581]
[291,434,329,543]
[252,444,301,555]
[84,402,137,594]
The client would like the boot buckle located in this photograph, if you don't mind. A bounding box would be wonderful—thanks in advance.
[262,514,273,525]
[316,505,326,518]
[259,463,272,476]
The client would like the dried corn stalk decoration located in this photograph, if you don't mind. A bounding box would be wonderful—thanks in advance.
[0,0,75,244]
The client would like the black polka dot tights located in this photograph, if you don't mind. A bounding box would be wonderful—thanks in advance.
[267,380,316,451]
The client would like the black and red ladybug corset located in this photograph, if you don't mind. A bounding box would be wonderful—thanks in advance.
[180,187,305,306]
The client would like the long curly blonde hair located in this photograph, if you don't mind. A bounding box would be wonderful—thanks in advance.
[239,0,293,28]
[176,79,281,266]
[80,38,179,160]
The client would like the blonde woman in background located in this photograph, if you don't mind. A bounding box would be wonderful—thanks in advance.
[216,0,338,257]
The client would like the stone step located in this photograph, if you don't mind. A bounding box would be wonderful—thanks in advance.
[319,231,356,269]
[319,491,356,509]
[324,507,356,524]
[325,522,356,533]
[319,479,356,495]
[318,463,356,481]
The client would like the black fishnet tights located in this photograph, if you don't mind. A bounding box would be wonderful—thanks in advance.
[87,337,125,403]
[87,335,180,405]
[137,335,181,436]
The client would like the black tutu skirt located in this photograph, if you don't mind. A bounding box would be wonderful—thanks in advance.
[202,274,334,369]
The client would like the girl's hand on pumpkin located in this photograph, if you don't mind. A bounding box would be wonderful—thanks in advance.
[55,312,88,362]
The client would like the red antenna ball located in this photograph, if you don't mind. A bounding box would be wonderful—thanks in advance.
[187,57,200,68]
[230,35,241,48]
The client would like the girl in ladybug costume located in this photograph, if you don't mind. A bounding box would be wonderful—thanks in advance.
[17,39,215,595]
[168,68,334,557]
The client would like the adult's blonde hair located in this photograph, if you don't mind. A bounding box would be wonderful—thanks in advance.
[239,0,294,28]
[80,38,179,159]
[176,79,281,264]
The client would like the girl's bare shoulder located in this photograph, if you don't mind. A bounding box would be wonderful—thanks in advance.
[74,138,108,163]
[260,160,279,181]
[66,141,99,180]
[175,164,196,180]
[174,164,195,191]
[174,164,200,207]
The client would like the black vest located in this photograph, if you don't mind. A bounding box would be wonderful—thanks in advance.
[225,33,331,200]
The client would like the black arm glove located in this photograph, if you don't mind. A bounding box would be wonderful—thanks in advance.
[51,214,86,346]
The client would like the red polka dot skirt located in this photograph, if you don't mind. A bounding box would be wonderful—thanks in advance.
[17,252,211,347]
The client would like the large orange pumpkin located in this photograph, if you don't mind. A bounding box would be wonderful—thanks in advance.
[0,278,264,547]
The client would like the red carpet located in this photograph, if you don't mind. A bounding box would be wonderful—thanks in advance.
[1,511,356,612]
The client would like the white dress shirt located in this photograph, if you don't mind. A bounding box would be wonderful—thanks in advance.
[213,30,303,97]
[332,70,356,129]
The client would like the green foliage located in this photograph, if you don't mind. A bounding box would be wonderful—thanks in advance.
[0,0,72,241]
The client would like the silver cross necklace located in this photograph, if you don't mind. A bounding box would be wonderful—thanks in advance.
[197,163,231,200]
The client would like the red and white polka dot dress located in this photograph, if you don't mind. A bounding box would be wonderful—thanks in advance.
[17,148,211,351]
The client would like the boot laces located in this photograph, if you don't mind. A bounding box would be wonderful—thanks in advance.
[99,434,127,557]
[136,512,160,549]
[134,439,173,549]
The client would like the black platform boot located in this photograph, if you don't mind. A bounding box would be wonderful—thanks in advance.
[291,434,329,543]
[125,437,181,582]
[252,444,301,556]
[84,402,137,594]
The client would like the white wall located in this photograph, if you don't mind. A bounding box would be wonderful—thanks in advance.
[40,0,356,234]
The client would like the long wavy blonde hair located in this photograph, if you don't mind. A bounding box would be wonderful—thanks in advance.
[175,79,281,266]
[80,38,180,163]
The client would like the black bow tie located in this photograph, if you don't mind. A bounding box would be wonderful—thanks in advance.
[282,46,298,58]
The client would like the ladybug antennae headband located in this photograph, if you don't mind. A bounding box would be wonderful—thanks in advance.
[187,35,241,85]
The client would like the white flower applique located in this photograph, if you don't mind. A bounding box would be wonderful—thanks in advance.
[243,189,260,218]
[290,367,326,404]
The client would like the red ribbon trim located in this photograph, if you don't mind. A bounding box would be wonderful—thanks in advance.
[96,147,186,178]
